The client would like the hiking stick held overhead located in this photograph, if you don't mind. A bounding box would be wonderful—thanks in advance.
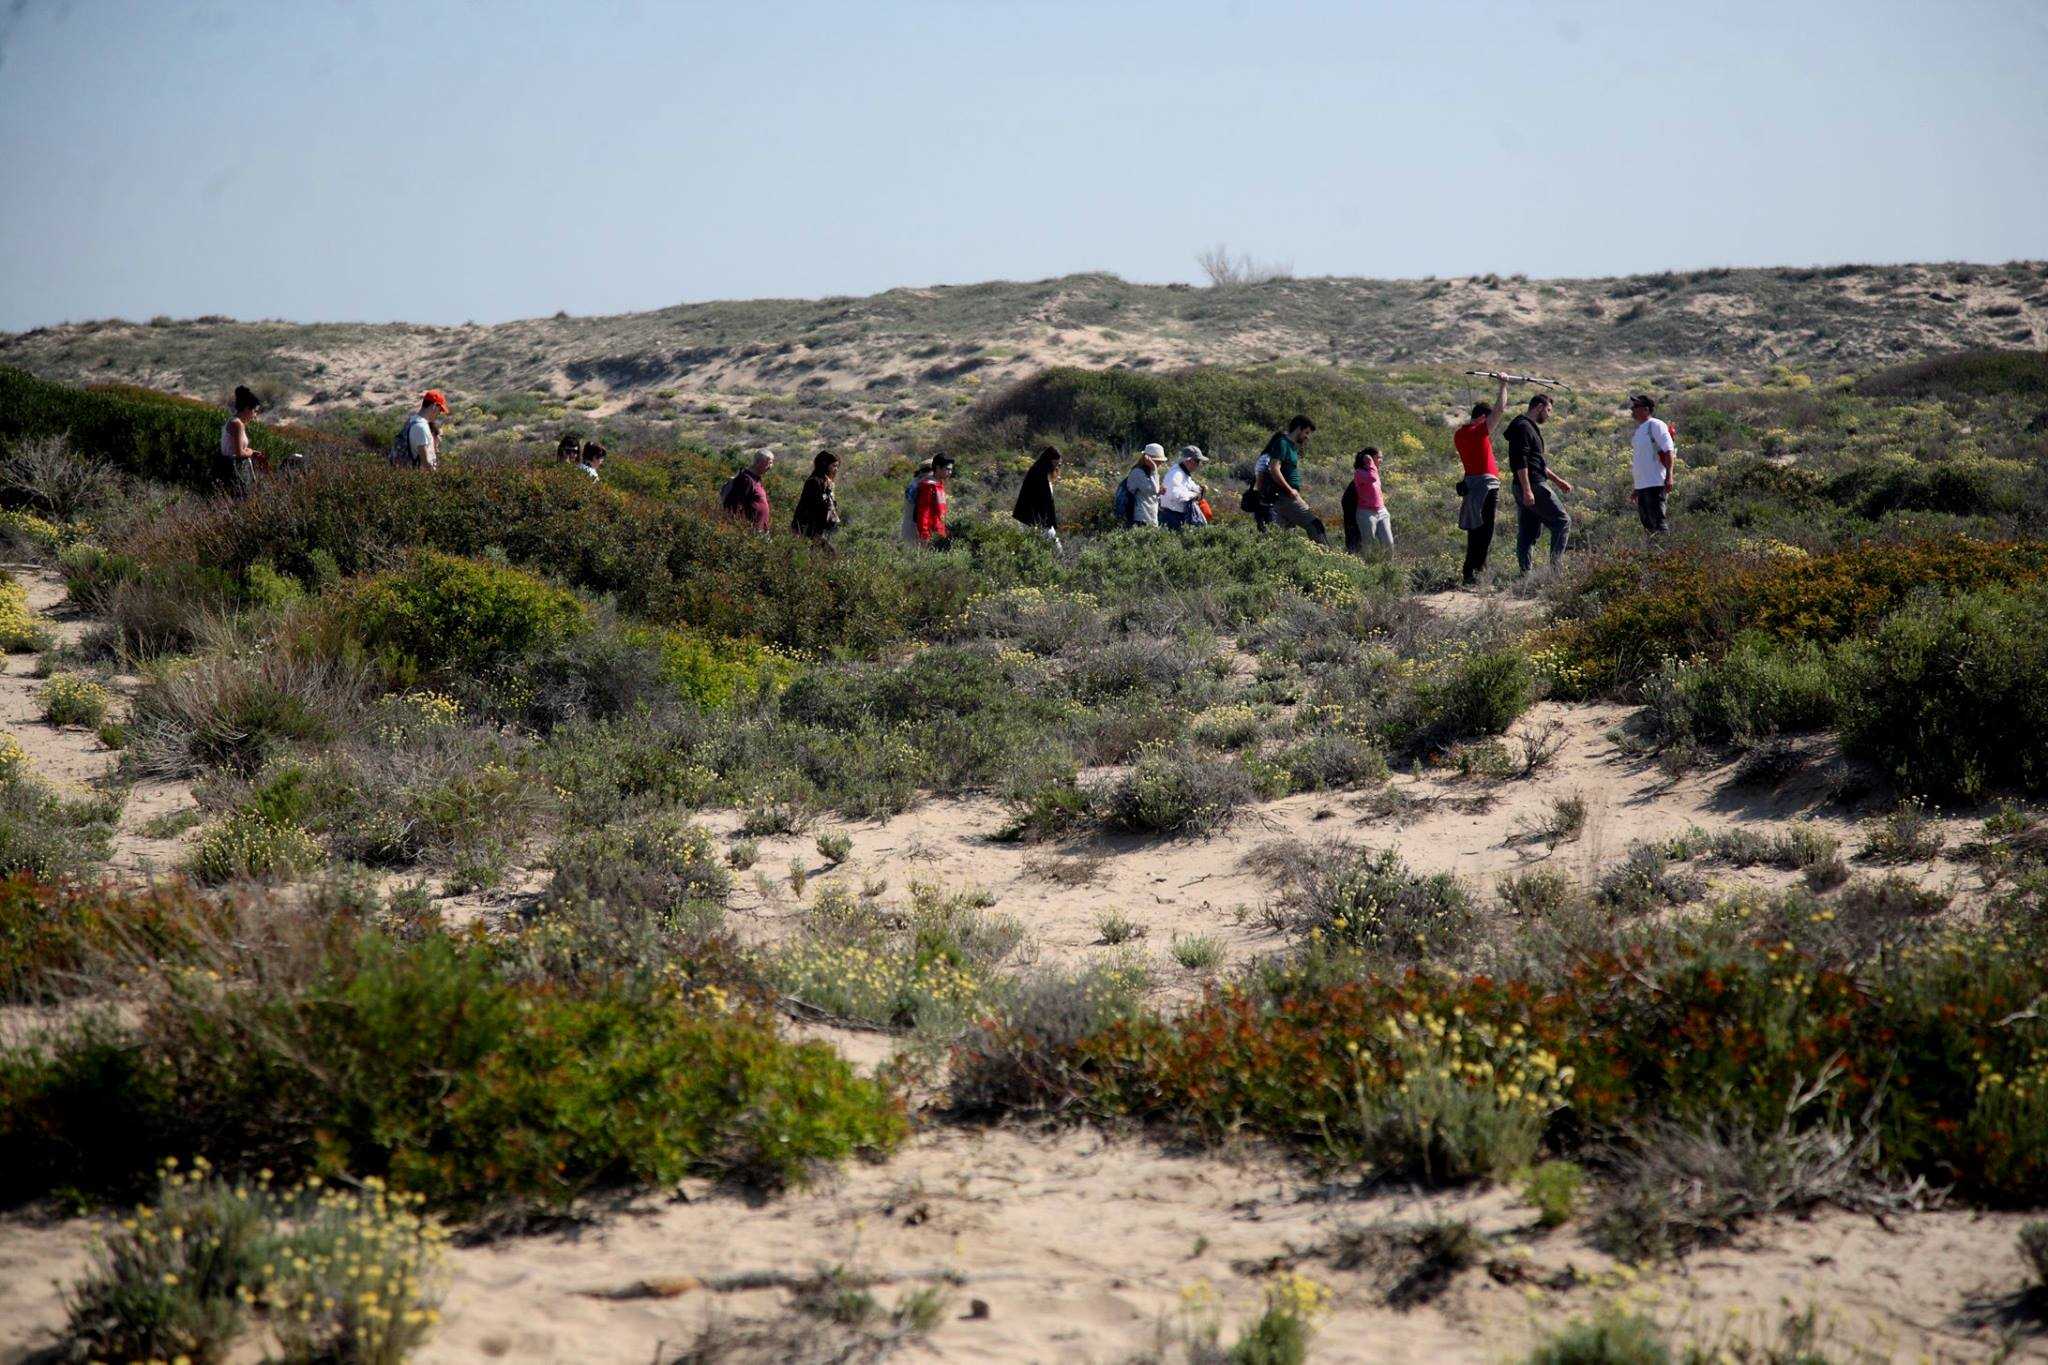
[1464,369,1575,391]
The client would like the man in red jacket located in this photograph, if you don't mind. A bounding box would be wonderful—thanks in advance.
[914,455,954,547]
[721,450,776,532]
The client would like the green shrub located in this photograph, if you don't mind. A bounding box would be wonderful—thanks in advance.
[1523,1309,1671,1365]
[0,365,330,491]
[62,1159,445,1365]
[1860,799,1946,864]
[337,549,584,678]
[1854,348,2048,401]
[189,810,322,885]
[0,929,905,1209]
[1522,1160,1586,1229]
[2021,1220,2048,1292]
[542,816,730,920]
[1643,634,1840,746]
[1410,647,1533,745]
[39,673,111,728]
[1837,582,2048,798]
[632,625,794,709]
[0,756,116,881]
[1094,746,1256,835]
[1285,846,1473,964]
[1172,934,1224,971]
[126,648,364,778]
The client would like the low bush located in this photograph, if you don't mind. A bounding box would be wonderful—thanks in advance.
[189,810,323,885]
[1093,746,1257,836]
[1406,647,1534,747]
[334,549,584,680]
[39,673,111,728]
[0,573,51,652]
[1596,844,1706,915]
[126,646,368,778]
[0,927,905,1209]
[1283,846,1473,965]
[1837,582,2048,799]
[0,754,116,881]
[1860,799,1946,864]
[0,876,230,1003]
[1523,1309,1671,1365]
[541,816,730,920]
[1641,634,1839,747]
[1521,1159,1585,1229]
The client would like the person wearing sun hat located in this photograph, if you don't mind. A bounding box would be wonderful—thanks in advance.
[1118,444,1164,528]
[1159,445,1207,531]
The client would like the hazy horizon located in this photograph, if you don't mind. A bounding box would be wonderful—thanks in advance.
[4,0,2045,332]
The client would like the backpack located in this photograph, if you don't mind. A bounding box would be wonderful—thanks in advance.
[1111,476,1135,527]
[388,418,421,468]
[720,472,748,512]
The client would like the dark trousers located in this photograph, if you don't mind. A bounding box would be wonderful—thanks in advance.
[1636,486,1670,534]
[1515,487,1570,573]
[215,457,254,499]
[1461,488,1498,584]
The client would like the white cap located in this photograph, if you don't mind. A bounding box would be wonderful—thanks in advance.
[1140,443,1166,460]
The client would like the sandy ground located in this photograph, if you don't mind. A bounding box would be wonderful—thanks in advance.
[3,1125,2041,1363]
[0,567,2034,1364]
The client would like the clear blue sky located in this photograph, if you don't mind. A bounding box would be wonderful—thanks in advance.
[3,0,2044,330]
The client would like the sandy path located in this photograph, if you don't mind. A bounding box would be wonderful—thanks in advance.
[3,1125,2037,1363]
[0,566,198,877]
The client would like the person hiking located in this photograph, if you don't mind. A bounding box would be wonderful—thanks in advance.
[1259,417,1324,541]
[218,385,262,498]
[1160,446,1207,531]
[1626,394,1676,535]
[555,433,583,464]
[1455,376,1508,585]
[913,455,954,547]
[1342,447,1394,554]
[1117,444,1164,528]
[389,391,447,469]
[721,449,775,532]
[899,458,934,543]
[793,450,843,542]
[577,441,606,481]
[1013,445,1062,546]
[1508,394,1573,573]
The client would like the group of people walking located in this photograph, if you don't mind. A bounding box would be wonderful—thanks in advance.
[220,378,1679,582]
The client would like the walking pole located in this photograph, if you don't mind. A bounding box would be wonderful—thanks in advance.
[1463,368,1575,392]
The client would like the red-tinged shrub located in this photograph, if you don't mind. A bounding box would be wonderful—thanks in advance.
[0,876,234,1003]
[1550,537,2048,694]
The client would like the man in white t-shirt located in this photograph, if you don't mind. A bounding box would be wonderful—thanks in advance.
[1626,394,1675,534]
[398,390,448,470]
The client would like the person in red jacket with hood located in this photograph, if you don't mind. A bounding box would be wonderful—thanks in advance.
[914,455,954,547]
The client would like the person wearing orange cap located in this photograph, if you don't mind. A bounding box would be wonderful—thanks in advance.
[392,390,448,469]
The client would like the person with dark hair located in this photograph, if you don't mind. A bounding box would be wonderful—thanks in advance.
[1626,394,1676,535]
[1013,445,1062,547]
[218,386,262,498]
[1342,447,1393,554]
[720,449,776,532]
[1454,375,1508,585]
[1258,416,1324,541]
[1508,394,1573,574]
[578,442,607,481]
[793,450,843,541]
[914,455,954,548]
[555,433,582,464]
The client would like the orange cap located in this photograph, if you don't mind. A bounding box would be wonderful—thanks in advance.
[422,390,449,412]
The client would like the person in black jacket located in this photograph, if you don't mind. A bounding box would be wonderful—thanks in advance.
[791,450,842,544]
[1506,394,1573,574]
[1013,445,1062,547]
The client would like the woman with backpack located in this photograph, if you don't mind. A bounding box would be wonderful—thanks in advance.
[792,450,843,543]
[1116,445,1163,528]
[1012,445,1062,547]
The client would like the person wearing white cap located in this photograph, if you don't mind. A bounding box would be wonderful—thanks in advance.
[1117,444,1164,528]
[1159,445,1207,531]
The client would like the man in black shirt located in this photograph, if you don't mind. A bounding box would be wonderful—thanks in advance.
[1507,394,1573,574]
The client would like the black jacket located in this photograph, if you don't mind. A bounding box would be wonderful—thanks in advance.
[1012,466,1058,531]
[791,474,840,537]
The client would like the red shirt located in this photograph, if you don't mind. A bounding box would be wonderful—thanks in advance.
[914,478,948,541]
[1454,420,1497,478]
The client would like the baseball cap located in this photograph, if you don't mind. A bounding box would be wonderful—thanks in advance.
[422,390,449,412]
[1179,445,1206,463]
[1628,394,1655,410]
